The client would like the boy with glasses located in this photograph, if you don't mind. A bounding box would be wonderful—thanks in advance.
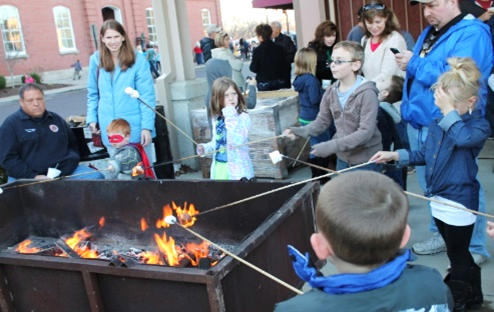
[284,41,382,172]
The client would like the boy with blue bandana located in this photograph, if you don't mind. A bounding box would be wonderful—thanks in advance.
[274,171,452,312]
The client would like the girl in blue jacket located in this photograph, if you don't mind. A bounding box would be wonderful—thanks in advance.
[292,48,330,181]
[372,57,490,310]
[87,20,156,159]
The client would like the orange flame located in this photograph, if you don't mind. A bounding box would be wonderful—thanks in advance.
[99,217,105,229]
[154,232,182,266]
[173,201,199,227]
[138,250,165,265]
[183,241,210,266]
[140,218,149,231]
[156,204,174,228]
[65,229,99,258]
[15,239,41,253]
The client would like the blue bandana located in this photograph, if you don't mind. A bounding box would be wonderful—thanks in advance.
[287,245,413,294]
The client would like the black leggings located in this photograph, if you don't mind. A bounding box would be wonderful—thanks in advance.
[434,218,475,282]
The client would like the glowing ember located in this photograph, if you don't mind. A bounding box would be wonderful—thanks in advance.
[99,217,105,229]
[15,240,41,253]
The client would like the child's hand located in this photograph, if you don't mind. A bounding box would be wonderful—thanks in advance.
[283,129,296,140]
[197,145,205,155]
[487,221,494,240]
[434,86,455,116]
[107,165,115,172]
[310,147,319,157]
[370,151,399,163]
[89,122,98,133]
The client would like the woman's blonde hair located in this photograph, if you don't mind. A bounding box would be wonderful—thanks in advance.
[210,77,247,117]
[294,48,317,76]
[214,32,230,48]
[99,20,136,71]
[434,57,481,105]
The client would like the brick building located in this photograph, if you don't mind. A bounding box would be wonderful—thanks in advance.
[0,0,221,80]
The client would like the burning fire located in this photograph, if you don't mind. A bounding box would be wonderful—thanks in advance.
[14,203,223,268]
[15,239,41,253]
[131,162,145,177]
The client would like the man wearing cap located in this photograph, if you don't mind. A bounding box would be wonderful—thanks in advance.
[395,0,492,309]
[201,24,222,62]
[0,83,105,181]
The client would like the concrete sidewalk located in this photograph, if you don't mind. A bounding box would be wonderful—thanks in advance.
[176,143,494,311]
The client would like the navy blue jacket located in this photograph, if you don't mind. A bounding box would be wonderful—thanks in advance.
[398,109,490,211]
[0,108,80,178]
[292,73,324,121]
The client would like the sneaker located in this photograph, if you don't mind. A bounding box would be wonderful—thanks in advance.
[412,232,446,255]
[407,166,416,175]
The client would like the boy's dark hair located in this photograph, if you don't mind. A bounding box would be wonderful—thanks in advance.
[19,83,44,99]
[384,75,404,104]
[255,24,273,41]
[107,118,131,136]
[316,171,408,265]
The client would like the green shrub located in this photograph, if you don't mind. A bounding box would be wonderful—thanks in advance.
[21,73,42,84]
[0,75,6,89]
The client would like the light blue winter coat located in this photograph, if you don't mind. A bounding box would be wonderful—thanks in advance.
[87,51,156,146]
[401,15,493,129]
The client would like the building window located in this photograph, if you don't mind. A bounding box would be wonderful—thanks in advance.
[146,8,157,44]
[0,5,26,57]
[53,6,76,53]
[201,9,211,27]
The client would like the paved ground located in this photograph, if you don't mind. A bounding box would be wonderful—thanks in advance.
[3,68,494,310]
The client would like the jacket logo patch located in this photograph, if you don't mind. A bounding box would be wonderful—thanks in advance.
[49,125,59,132]
[25,128,36,133]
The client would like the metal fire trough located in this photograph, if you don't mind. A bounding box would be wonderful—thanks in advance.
[0,180,319,312]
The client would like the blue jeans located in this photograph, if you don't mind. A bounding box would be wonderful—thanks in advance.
[336,158,382,172]
[7,165,104,182]
[407,124,489,258]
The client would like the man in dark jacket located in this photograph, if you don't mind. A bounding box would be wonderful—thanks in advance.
[270,21,296,88]
[0,83,104,181]
[200,24,222,62]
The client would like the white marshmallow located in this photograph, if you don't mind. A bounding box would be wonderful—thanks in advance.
[164,216,177,225]
[269,150,283,164]
[124,87,140,99]
[0,188,3,194]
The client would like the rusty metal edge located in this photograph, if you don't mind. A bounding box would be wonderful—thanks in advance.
[205,272,226,312]
[82,271,105,312]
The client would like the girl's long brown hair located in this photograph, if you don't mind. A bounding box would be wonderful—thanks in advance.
[210,77,247,117]
[99,20,136,71]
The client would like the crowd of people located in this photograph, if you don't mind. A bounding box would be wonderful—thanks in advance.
[2,0,494,311]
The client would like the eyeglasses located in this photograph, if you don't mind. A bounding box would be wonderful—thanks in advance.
[363,3,386,11]
[330,60,355,65]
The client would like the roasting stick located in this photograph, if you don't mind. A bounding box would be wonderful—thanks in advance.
[164,216,304,295]
[0,135,286,193]
[291,137,310,168]
[194,160,375,217]
[125,87,199,146]
[272,151,494,219]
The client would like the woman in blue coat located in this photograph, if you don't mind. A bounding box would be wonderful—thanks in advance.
[87,20,156,158]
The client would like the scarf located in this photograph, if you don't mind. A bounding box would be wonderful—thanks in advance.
[287,245,412,294]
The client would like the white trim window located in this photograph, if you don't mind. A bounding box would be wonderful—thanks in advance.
[0,5,26,57]
[146,8,157,44]
[201,9,211,27]
[53,6,77,53]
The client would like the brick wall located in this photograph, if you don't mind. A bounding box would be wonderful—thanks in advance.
[0,0,220,80]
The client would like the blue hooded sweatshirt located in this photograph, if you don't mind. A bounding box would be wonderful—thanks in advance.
[292,73,324,121]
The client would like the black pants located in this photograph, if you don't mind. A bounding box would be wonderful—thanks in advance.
[434,217,475,282]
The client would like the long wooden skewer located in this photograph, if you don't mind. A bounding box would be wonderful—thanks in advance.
[195,161,375,217]
[292,137,310,168]
[171,221,303,295]
[278,153,494,219]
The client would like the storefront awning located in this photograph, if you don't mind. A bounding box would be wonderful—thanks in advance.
[252,0,293,10]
